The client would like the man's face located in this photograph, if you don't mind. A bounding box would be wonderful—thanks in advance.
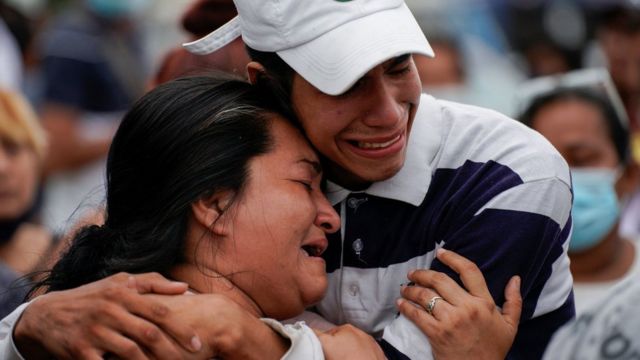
[290,55,422,189]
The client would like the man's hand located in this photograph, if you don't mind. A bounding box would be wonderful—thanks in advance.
[14,272,203,360]
[397,249,522,360]
[315,325,386,360]
[145,294,289,360]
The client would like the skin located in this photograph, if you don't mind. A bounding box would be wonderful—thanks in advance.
[530,98,639,281]
[286,55,422,189]
[14,55,524,358]
[0,138,52,274]
[398,249,522,360]
[252,55,523,357]
[0,138,39,220]
[177,115,340,321]
[14,273,199,360]
[598,27,640,131]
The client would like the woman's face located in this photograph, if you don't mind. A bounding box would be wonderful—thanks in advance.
[0,138,39,220]
[212,116,340,319]
[531,99,619,169]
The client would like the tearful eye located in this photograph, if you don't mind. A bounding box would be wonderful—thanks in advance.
[295,180,313,191]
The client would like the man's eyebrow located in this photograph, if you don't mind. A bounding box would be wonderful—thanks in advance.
[385,54,411,69]
[298,158,322,174]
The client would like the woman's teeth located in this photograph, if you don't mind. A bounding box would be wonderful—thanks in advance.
[357,135,400,149]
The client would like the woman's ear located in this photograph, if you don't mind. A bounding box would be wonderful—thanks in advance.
[191,191,234,236]
[247,61,266,85]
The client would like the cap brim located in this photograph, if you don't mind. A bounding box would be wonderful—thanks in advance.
[277,3,433,96]
[183,16,241,55]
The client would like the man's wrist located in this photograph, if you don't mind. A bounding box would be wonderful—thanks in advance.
[13,302,48,359]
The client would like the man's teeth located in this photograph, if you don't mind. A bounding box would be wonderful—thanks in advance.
[357,135,400,149]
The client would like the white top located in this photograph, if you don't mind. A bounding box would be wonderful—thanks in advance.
[543,262,640,359]
[572,239,640,315]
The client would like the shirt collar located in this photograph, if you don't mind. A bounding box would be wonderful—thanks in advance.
[325,94,443,207]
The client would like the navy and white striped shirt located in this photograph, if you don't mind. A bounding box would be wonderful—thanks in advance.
[318,94,575,359]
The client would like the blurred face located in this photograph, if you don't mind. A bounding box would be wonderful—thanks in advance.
[531,99,618,169]
[600,29,640,97]
[291,55,422,189]
[214,116,340,319]
[0,138,39,220]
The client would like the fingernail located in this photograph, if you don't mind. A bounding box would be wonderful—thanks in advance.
[437,248,446,256]
[396,298,404,307]
[408,269,416,277]
[191,336,202,352]
[127,276,136,289]
[515,276,521,289]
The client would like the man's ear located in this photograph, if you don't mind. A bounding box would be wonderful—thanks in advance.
[247,61,266,85]
[617,160,640,197]
[191,191,234,236]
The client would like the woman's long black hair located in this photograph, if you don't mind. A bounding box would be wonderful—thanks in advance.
[29,74,290,295]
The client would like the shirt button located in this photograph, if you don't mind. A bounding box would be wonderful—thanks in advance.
[348,284,359,296]
[348,198,360,208]
[353,238,364,253]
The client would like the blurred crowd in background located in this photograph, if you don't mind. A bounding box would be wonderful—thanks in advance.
[1,0,640,323]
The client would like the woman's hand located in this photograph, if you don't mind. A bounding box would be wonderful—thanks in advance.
[396,249,522,360]
[315,324,385,360]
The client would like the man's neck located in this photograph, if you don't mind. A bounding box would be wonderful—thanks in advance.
[325,165,371,191]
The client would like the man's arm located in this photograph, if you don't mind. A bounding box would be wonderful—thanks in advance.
[6,272,295,360]
[382,177,574,359]
[10,273,201,359]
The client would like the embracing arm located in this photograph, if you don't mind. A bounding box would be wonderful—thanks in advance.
[8,273,202,360]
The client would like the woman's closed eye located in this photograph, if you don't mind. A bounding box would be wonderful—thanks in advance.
[294,180,313,192]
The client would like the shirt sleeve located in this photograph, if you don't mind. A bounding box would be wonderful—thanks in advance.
[261,319,325,360]
[0,302,30,360]
[382,176,575,359]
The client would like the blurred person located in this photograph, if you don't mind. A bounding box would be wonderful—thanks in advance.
[0,18,22,90]
[587,3,640,143]
[150,0,250,87]
[542,261,640,359]
[414,36,472,104]
[407,0,526,116]
[588,3,640,241]
[522,39,572,77]
[521,87,640,314]
[0,89,53,317]
[37,0,149,234]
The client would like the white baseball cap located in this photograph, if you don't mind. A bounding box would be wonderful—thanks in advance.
[183,0,434,95]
